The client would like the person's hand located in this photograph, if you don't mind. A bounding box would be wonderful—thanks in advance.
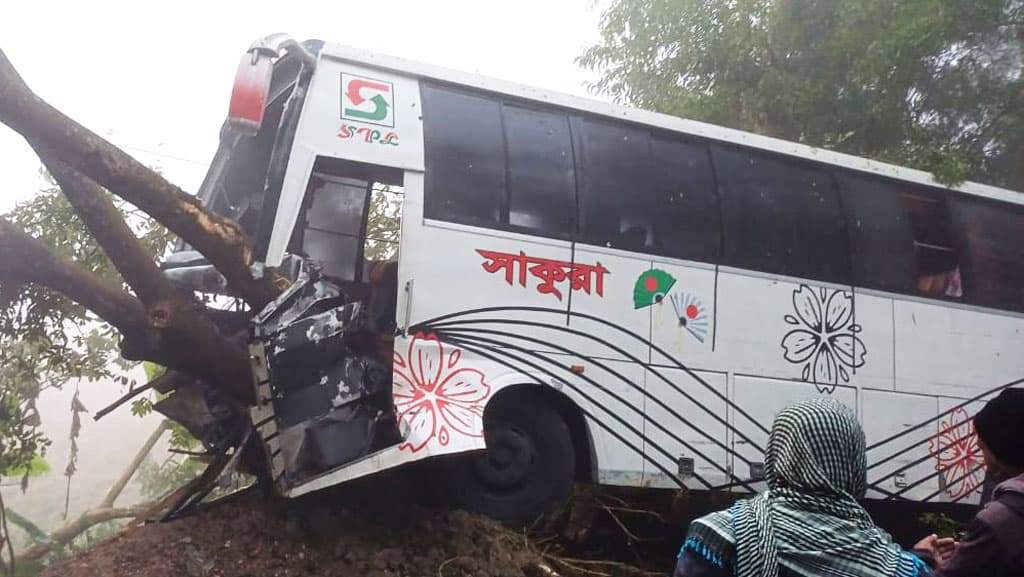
[914,534,958,566]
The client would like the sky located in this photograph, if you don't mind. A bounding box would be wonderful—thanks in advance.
[0,0,607,212]
[0,0,609,533]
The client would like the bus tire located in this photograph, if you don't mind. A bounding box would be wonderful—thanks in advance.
[443,395,575,528]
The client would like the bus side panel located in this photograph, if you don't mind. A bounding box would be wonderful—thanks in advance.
[564,246,652,364]
[646,260,717,369]
[848,292,896,392]
[301,56,425,171]
[642,369,728,489]
[894,300,1024,398]
[715,271,859,390]
[861,390,939,501]
[540,353,646,487]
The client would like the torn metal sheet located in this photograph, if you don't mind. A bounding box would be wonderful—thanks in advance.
[249,267,400,488]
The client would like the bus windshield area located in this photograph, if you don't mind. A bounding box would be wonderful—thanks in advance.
[195,55,305,253]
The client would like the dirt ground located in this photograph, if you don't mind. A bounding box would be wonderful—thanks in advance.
[35,470,962,577]
[35,466,671,577]
[39,494,544,577]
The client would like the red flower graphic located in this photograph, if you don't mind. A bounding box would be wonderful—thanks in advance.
[928,407,986,500]
[393,333,492,453]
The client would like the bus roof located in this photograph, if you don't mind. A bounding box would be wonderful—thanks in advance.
[318,41,1023,207]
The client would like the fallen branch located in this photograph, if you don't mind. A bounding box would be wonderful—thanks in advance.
[15,505,150,563]
[12,421,167,563]
[101,422,167,508]
[542,555,663,577]
[596,503,659,544]
[39,154,178,307]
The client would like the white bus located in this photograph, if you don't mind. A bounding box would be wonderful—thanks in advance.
[162,34,1024,526]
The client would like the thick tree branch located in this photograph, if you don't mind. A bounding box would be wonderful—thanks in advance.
[36,156,255,402]
[39,154,179,306]
[0,48,281,309]
[0,218,253,403]
[0,218,146,337]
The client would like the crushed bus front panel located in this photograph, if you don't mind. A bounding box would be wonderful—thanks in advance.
[248,266,401,492]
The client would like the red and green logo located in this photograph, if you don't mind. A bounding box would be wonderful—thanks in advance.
[341,73,395,127]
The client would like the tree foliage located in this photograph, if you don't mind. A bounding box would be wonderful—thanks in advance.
[0,179,174,484]
[579,0,1024,189]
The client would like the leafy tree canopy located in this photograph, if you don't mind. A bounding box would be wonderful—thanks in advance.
[579,0,1024,188]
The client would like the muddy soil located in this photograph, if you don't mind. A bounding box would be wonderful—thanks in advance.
[36,468,966,577]
[40,493,544,577]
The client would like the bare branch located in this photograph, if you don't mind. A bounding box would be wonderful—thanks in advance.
[101,422,167,508]
[15,504,150,563]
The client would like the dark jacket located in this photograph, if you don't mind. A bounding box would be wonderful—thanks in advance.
[922,473,1024,577]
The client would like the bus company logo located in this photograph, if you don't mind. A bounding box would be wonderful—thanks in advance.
[341,73,395,127]
[338,124,399,146]
[477,249,609,301]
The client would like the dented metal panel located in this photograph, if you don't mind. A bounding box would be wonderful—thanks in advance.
[248,266,399,491]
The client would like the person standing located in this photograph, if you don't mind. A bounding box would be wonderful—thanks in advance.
[673,398,928,577]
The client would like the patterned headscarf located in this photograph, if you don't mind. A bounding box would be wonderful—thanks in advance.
[682,398,926,577]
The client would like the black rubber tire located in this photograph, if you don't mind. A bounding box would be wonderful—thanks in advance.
[442,395,575,528]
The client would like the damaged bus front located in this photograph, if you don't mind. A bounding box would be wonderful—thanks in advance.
[161,35,414,496]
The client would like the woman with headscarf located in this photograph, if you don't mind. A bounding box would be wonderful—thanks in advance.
[673,397,929,577]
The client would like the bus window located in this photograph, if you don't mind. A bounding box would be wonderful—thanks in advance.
[712,146,850,284]
[421,84,505,227]
[577,119,654,252]
[649,134,719,261]
[295,173,369,282]
[838,172,917,294]
[576,119,719,261]
[197,55,304,251]
[952,196,1024,311]
[502,105,575,236]
[901,189,962,299]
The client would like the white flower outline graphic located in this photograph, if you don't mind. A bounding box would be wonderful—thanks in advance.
[781,285,866,393]
[392,333,492,453]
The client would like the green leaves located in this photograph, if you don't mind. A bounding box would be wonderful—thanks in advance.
[582,0,1024,189]
[0,168,175,491]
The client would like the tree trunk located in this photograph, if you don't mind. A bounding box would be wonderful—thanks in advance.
[0,48,282,310]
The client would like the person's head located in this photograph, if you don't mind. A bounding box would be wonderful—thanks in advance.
[766,398,867,498]
[974,388,1024,475]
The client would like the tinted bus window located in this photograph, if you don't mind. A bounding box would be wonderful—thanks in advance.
[298,173,369,281]
[838,172,917,293]
[952,196,1024,311]
[712,146,850,284]
[503,105,575,235]
[650,134,720,261]
[902,188,962,299]
[421,84,505,226]
[577,118,719,261]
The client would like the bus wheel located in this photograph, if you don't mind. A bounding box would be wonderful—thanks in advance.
[444,396,575,528]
